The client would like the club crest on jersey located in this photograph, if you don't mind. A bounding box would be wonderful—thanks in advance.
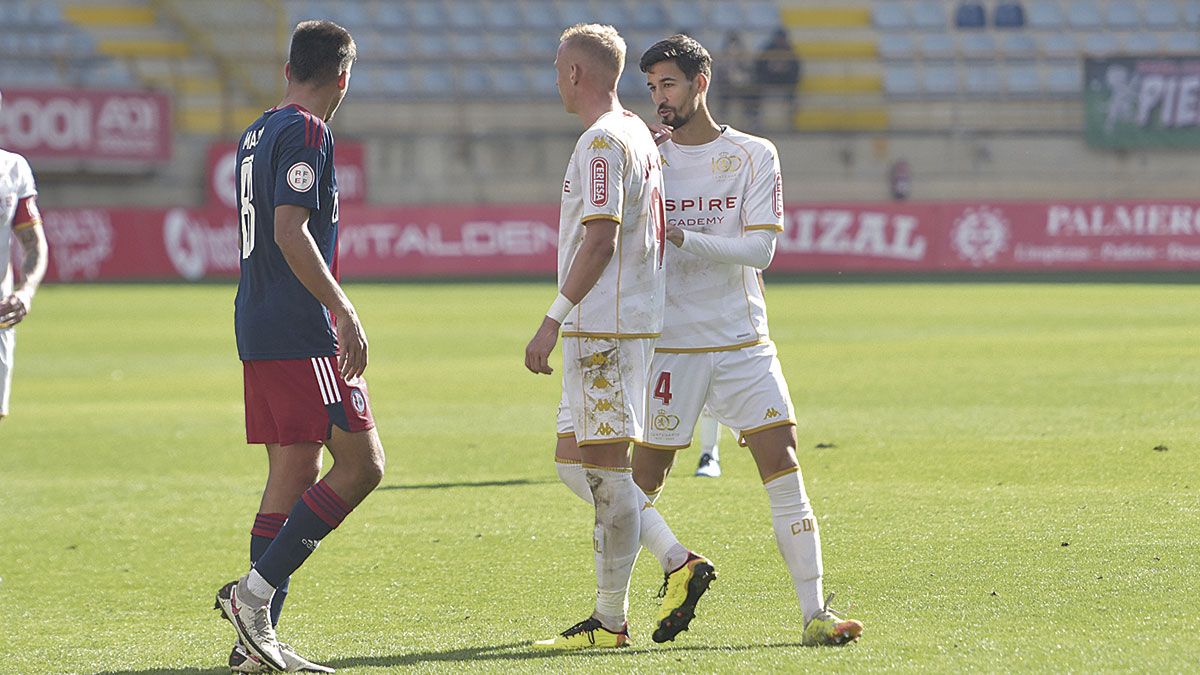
[711,152,743,176]
[287,162,315,192]
[590,157,608,206]
[350,388,366,414]
[588,135,612,150]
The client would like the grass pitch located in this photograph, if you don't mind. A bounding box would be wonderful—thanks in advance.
[1,281,1197,673]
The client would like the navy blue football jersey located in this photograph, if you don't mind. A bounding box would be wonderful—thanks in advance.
[234,104,341,360]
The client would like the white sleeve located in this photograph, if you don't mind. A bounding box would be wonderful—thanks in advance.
[678,228,776,269]
[577,129,626,225]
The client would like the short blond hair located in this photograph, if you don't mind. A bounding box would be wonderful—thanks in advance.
[560,23,626,78]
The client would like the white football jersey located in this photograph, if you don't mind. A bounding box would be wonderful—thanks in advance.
[657,127,784,351]
[1,149,39,298]
[558,110,665,338]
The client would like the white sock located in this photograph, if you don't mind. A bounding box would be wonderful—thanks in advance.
[699,415,721,461]
[637,486,691,573]
[585,466,641,631]
[765,468,824,622]
[240,568,275,608]
[559,461,689,573]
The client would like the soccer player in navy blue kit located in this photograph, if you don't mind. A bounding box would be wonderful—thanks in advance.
[214,21,384,674]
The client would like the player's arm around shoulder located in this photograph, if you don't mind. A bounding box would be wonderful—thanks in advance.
[0,194,48,328]
[274,204,368,380]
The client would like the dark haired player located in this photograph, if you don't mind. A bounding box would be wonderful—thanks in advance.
[633,34,864,647]
[214,20,385,673]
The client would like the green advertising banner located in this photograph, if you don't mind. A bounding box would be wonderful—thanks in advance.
[1085,56,1200,148]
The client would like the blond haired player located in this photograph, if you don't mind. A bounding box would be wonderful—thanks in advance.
[633,34,864,647]
[0,90,50,421]
[524,23,667,650]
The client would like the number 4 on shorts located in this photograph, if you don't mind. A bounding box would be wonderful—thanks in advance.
[653,371,672,405]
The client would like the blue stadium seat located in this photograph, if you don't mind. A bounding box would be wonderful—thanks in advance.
[959,32,997,59]
[483,0,521,29]
[919,33,956,60]
[523,29,560,57]
[873,3,910,30]
[964,64,1003,95]
[373,32,411,59]
[591,0,629,29]
[1105,0,1140,29]
[884,66,920,96]
[1081,32,1118,55]
[922,65,959,95]
[1165,32,1200,52]
[878,33,917,59]
[519,0,558,30]
[460,64,493,93]
[954,1,987,29]
[1026,0,1066,29]
[665,0,710,28]
[1184,1,1200,26]
[1000,32,1037,58]
[710,2,748,30]
[373,2,407,28]
[1124,32,1159,53]
[408,1,447,29]
[491,66,528,95]
[488,32,525,59]
[744,1,782,30]
[33,0,62,25]
[1043,64,1079,94]
[628,2,669,30]
[85,59,134,88]
[1038,32,1078,58]
[993,1,1026,28]
[1005,63,1041,94]
[912,1,948,30]
[556,0,592,27]
[414,65,455,96]
[1142,0,1178,28]
[447,0,485,29]
[413,32,452,59]
[1066,0,1103,29]
[523,64,557,97]
[454,32,490,59]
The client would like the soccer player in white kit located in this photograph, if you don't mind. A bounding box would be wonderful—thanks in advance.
[0,91,50,421]
[524,23,667,650]
[634,35,863,647]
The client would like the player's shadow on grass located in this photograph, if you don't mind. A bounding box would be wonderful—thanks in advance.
[98,642,806,674]
[376,478,553,491]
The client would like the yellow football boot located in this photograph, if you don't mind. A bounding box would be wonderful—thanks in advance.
[532,617,631,650]
[802,592,863,646]
[652,552,716,643]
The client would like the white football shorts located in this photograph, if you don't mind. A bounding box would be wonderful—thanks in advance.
[0,327,13,416]
[556,336,655,446]
[642,340,796,450]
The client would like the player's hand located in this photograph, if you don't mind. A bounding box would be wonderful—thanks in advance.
[334,306,368,380]
[0,291,31,328]
[647,122,672,146]
[665,224,685,247]
[525,317,560,375]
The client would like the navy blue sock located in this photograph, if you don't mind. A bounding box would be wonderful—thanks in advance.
[250,513,290,627]
[254,480,351,588]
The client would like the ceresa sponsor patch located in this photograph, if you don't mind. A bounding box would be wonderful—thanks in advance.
[590,157,608,207]
[773,172,784,218]
[287,162,316,192]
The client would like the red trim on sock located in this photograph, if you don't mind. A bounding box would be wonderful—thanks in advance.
[301,480,351,529]
[250,512,287,538]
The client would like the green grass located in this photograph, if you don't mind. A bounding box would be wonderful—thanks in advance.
[1,282,1198,673]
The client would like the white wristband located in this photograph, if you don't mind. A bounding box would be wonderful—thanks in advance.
[546,292,575,324]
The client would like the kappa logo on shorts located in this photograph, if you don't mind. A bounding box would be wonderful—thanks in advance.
[653,410,680,431]
[764,407,782,420]
[287,162,316,192]
[350,388,366,414]
[593,399,614,412]
[593,375,611,389]
[596,422,617,436]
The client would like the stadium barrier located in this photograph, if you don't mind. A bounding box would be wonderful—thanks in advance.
[36,200,1200,282]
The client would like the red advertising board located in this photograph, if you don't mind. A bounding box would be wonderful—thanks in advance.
[0,88,172,163]
[36,200,1200,282]
[206,140,367,209]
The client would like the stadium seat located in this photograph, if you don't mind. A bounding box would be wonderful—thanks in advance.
[590,0,628,29]
[408,1,447,29]
[414,64,455,96]
[884,66,920,96]
[373,2,407,28]
[1141,0,1177,28]
[954,1,987,29]
[919,33,956,60]
[556,0,592,27]
[519,0,558,30]
[959,32,997,59]
[446,0,485,29]
[964,64,1003,95]
[1038,32,1079,58]
[1184,1,1200,26]
[911,1,948,30]
[460,64,493,93]
[710,2,748,30]
[744,1,782,30]
[1043,64,1079,94]
[993,1,1026,28]
[374,32,411,59]
[627,2,669,30]
[878,33,917,59]
[1124,32,1159,53]
[483,0,521,29]
[524,64,558,97]
[413,32,452,59]
[1081,32,1119,55]
[873,3,910,30]
[1004,62,1041,94]
[1104,0,1140,29]
[1026,0,1066,29]
[1066,0,1103,29]
[999,32,1037,58]
[452,32,488,59]
[1164,32,1200,52]
[490,66,528,95]
[665,0,710,28]
[488,32,525,59]
[922,64,959,95]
